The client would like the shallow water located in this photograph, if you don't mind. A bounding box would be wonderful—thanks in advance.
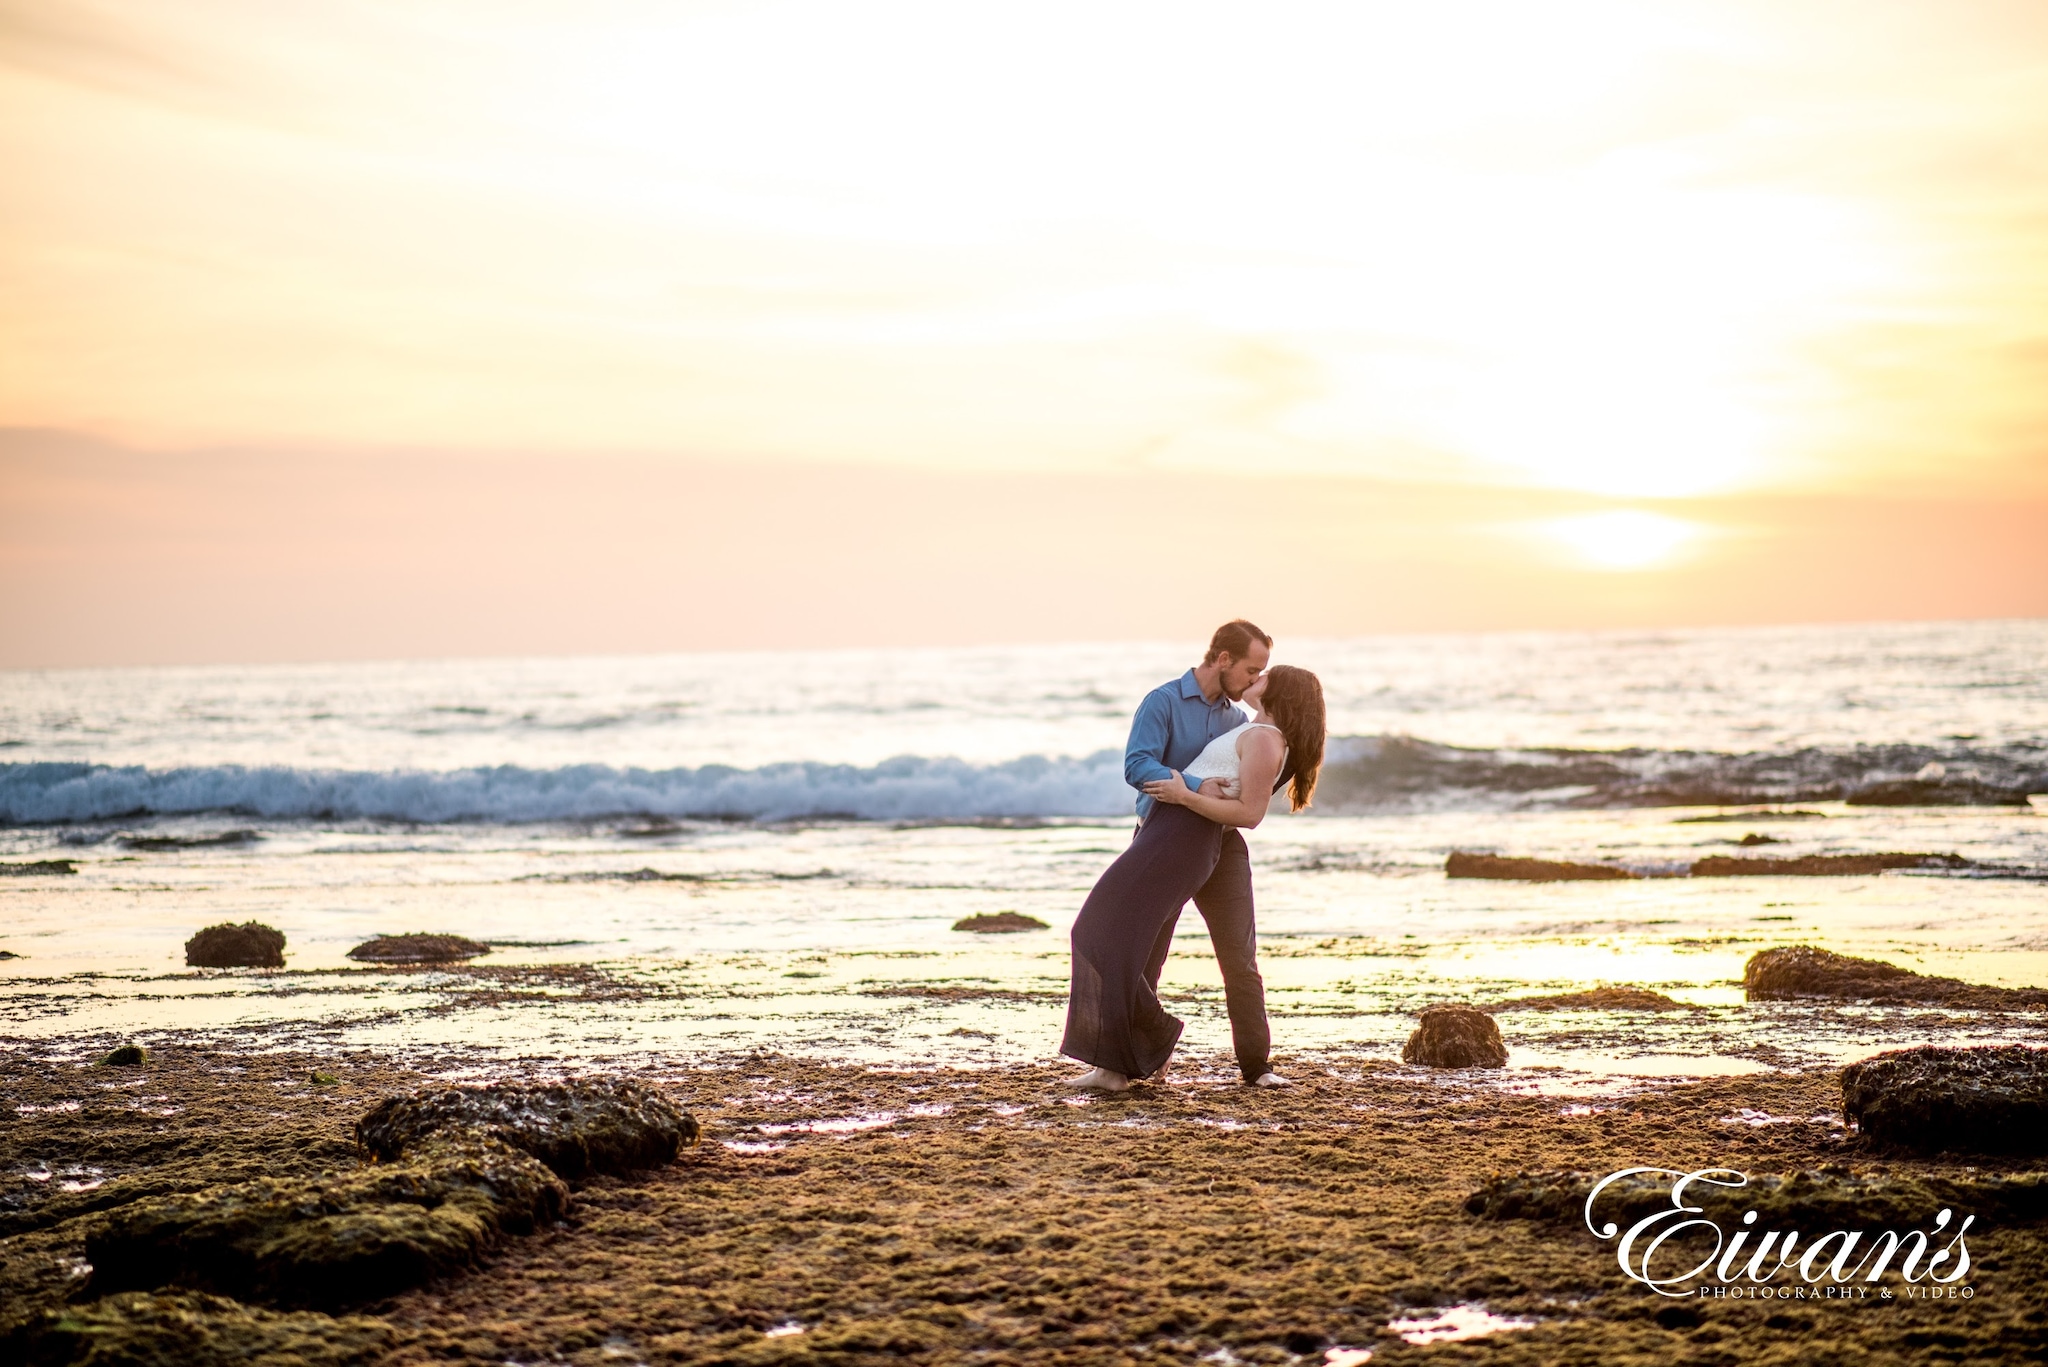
[1387,1304,1539,1344]
[3,803,2043,1075]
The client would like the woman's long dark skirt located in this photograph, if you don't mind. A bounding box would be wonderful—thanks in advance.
[1060,803,1224,1078]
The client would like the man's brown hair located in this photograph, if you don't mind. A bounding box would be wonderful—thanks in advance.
[1202,619,1272,665]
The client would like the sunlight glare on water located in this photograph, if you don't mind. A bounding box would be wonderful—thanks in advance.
[1388,1305,1538,1344]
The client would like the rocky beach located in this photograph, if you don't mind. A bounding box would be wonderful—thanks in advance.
[3,626,2044,1362]
[5,931,2047,1366]
[5,1034,2046,1365]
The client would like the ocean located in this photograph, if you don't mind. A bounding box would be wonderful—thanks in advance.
[3,618,2043,1081]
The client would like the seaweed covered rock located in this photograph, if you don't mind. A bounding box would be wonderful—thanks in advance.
[0,1290,392,1367]
[0,859,77,877]
[1401,1004,1508,1069]
[123,830,262,851]
[355,1078,699,1177]
[952,912,1051,933]
[1847,778,2037,807]
[100,1044,148,1066]
[346,933,490,963]
[1490,987,1685,1013]
[1841,1045,2048,1154]
[1465,1170,1602,1223]
[1744,945,2048,1010]
[1467,1166,2048,1228]
[1672,810,1826,824]
[1445,852,1636,881]
[184,922,286,969]
[1693,852,1972,877]
[85,1133,566,1309]
[1745,945,1925,999]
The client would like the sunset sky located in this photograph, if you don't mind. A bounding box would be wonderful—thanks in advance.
[3,0,2045,666]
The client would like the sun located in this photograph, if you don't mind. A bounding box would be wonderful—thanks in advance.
[1531,510,1710,572]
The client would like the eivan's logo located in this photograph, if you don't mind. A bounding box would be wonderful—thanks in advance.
[1587,1168,1973,1300]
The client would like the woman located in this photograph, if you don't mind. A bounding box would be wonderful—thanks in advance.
[1060,664,1326,1091]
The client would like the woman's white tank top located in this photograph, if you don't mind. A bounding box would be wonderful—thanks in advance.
[1181,721,1285,792]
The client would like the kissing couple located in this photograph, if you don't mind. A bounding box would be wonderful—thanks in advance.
[1060,619,1326,1092]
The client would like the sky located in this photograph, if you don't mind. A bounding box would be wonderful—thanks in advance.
[2,0,2045,666]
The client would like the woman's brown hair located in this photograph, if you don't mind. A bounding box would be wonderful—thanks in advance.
[1259,664,1325,811]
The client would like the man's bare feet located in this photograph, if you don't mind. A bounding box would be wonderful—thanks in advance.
[1251,1070,1291,1088]
[1063,1066,1131,1092]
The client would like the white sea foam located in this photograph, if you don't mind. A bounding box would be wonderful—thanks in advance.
[3,728,2043,826]
[0,754,1134,825]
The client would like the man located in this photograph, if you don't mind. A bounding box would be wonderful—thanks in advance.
[1121,618,1285,1086]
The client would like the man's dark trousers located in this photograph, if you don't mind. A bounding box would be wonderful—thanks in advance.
[1140,824,1269,1082]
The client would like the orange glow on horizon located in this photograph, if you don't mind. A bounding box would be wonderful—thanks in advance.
[1,431,2042,669]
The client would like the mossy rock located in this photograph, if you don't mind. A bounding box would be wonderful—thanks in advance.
[951,912,1050,934]
[1744,946,2048,1009]
[1695,851,1972,877]
[0,859,77,877]
[85,1133,566,1310]
[1489,987,1685,1013]
[355,1079,698,1178]
[345,933,489,963]
[184,923,286,969]
[100,1045,148,1067]
[1445,852,1637,881]
[1842,1045,2048,1153]
[1467,1166,2048,1229]
[1,1290,391,1367]
[1847,777,2035,806]
[1401,1004,1507,1069]
[121,830,261,852]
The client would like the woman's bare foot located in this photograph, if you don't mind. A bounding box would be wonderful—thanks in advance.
[1146,1055,1172,1084]
[1063,1066,1131,1092]
[1251,1070,1291,1088]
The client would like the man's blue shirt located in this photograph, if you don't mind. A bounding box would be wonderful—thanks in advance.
[1124,669,1247,820]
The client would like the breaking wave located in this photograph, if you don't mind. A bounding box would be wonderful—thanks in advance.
[1,739,2041,826]
[0,755,1132,825]
[1314,737,2048,811]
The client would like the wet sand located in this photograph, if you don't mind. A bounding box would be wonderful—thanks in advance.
[5,1040,2044,1364]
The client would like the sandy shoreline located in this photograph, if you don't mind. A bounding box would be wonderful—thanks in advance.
[5,1036,2043,1365]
